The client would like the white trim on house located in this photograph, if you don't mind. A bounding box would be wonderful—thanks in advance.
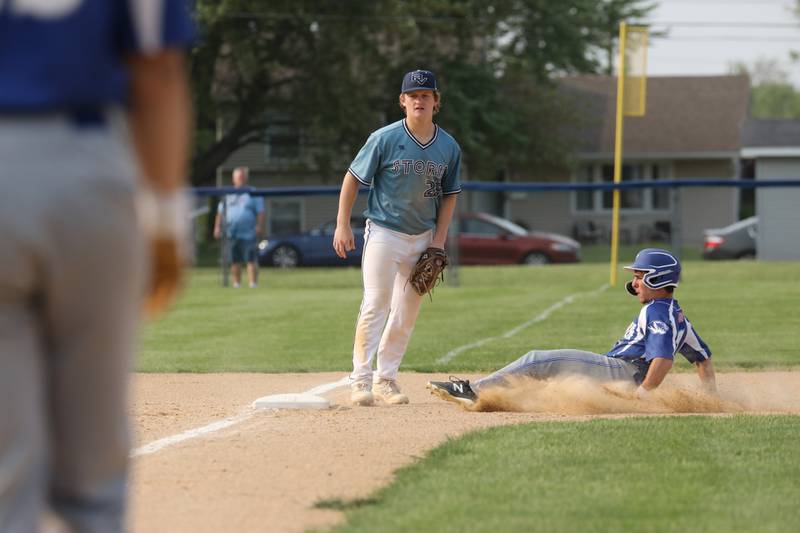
[741,147,800,158]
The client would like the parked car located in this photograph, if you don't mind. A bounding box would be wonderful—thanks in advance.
[702,216,757,260]
[258,212,580,267]
[458,212,581,265]
[257,217,365,267]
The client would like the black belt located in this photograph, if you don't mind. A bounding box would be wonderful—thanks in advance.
[0,107,107,129]
[69,108,106,128]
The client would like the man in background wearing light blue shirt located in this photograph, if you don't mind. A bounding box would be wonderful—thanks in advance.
[215,167,265,288]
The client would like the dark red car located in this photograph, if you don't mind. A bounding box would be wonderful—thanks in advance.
[457,212,581,265]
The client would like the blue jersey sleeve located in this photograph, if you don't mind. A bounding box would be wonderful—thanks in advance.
[678,321,712,363]
[442,144,462,195]
[120,0,196,55]
[643,306,676,362]
[348,134,381,186]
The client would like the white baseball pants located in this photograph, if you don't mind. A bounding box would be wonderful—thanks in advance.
[350,220,432,384]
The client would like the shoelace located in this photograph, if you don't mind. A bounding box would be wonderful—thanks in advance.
[448,375,468,386]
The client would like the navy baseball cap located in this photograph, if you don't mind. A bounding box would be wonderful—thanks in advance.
[401,70,438,93]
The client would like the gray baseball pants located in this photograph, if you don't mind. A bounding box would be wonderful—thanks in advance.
[0,114,144,533]
[472,349,644,392]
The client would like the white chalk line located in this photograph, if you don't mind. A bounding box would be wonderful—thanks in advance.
[130,411,253,457]
[130,376,350,457]
[435,284,609,365]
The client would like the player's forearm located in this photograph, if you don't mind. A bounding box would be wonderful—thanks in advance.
[696,358,717,393]
[127,50,191,192]
[640,357,673,390]
[336,173,360,226]
[431,194,457,248]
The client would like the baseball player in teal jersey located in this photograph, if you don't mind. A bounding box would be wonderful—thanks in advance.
[429,249,718,407]
[334,70,462,406]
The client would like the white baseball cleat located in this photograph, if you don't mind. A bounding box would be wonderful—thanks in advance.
[350,381,374,406]
[373,379,409,405]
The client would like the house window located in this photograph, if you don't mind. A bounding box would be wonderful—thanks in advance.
[269,134,299,159]
[268,199,302,235]
[601,164,644,209]
[651,164,670,210]
[574,163,669,213]
[575,165,594,211]
[265,116,300,160]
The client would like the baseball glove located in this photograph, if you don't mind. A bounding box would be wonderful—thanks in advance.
[409,247,449,297]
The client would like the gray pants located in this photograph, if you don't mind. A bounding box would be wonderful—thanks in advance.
[0,114,144,532]
[473,349,644,393]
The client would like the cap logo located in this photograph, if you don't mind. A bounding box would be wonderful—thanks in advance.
[411,72,428,85]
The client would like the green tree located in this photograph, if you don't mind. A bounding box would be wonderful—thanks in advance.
[189,0,655,185]
[751,83,800,119]
[191,0,386,185]
[731,59,800,119]
[728,2,800,119]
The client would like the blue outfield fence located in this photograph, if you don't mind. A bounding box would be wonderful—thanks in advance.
[192,179,800,197]
[195,178,800,285]
[193,185,344,197]
[459,179,800,192]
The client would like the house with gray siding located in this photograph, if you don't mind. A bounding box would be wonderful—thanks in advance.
[493,75,750,247]
[741,119,800,260]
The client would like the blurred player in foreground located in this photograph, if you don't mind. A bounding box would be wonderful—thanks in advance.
[333,69,462,406]
[0,1,193,531]
[428,249,717,407]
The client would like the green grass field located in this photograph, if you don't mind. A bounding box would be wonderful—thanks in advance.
[140,260,800,372]
[324,416,800,533]
[140,260,800,532]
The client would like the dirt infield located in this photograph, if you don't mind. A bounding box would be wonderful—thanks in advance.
[128,371,800,533]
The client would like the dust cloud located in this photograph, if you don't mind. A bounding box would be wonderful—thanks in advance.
[471,373,800,415]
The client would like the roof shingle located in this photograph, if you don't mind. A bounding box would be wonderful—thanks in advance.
[559,75,751,155]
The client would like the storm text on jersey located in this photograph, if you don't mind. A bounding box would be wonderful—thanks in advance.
[391,159,446,198]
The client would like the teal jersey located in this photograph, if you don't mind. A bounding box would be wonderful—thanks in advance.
[349,119,462,235]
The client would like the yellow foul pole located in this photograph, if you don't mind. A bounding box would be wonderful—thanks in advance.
[609,22,628,286]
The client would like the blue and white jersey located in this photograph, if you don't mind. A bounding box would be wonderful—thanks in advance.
[0,0,194,112]
[219,191,264,240]
[605,298,711,366]
[349,119,462,235]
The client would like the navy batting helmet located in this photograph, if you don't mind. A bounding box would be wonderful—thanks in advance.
[623,248,681,296]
